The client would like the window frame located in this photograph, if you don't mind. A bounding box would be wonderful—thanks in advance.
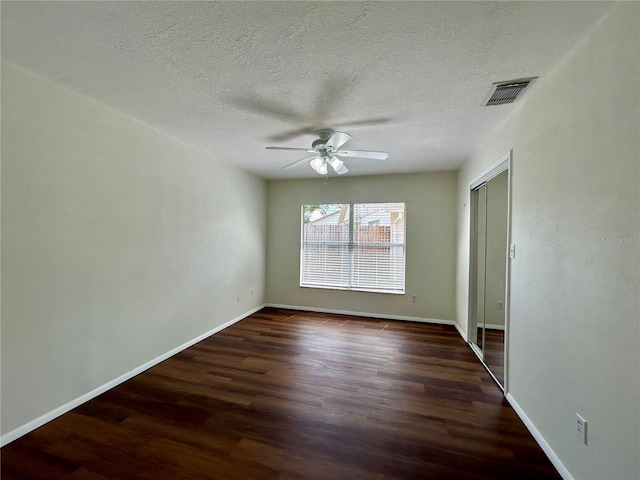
[299,202,406,294]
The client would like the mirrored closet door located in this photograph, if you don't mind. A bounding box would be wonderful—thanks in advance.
[469,169,508,388]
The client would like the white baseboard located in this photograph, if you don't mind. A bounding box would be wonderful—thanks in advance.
[265,303,455,326]
[0,305,265,447]
[453,322,467,341]
[505,392,573,480]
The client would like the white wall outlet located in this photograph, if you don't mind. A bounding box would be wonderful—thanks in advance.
[411,295,417,303]
[250,289,254,298]
[576,414,587,444]
[497,301,504,310]
[236,293,240,303]
[509,244,516,259]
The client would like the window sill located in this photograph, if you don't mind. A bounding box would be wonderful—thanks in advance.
[300,284,405,295]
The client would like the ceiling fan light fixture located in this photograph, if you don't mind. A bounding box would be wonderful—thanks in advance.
[315,163,328,175]
[310,157,323,170]
[329,157,344,172]
[310,156,328,174]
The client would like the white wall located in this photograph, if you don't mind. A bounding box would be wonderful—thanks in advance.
[266,172,457,321]
[455,3,639,479]
[1,60,267,437]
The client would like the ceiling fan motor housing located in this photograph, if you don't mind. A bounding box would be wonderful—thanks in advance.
[311,138,326,149]
[316,129,334,140]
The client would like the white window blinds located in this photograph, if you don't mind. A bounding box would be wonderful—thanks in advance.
[300,203,406,293]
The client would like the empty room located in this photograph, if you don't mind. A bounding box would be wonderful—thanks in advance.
[1,2,638,480]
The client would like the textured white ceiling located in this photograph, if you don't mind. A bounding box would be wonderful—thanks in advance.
[1,1,611,179]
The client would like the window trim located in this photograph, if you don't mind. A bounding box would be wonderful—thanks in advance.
[299,202,406,294]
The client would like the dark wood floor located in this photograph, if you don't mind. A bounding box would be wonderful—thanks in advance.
[1,308,560,479]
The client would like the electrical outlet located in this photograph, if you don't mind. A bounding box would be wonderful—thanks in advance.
[411,295,417,303]
[250,289,254,298]
[236,294,240,303]
[497,301,504,310]
[509,244,516,259]
[576,414,587,444]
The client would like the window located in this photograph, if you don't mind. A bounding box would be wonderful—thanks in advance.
[300,203,406,293]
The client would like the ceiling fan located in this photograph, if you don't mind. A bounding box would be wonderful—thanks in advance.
[266,130,388,175]
[232,76,391,142]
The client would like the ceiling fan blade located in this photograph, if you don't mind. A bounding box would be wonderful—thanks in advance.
[282,155,319,170]
[270,118,391,142]
[267,126,318,143]
[231,96,308,124]
[336,165,349,175]
[324,131,352,150]
[266,147,315,152]
[334,117,392,129]
[313,76,352,122]
[336,149,388,160]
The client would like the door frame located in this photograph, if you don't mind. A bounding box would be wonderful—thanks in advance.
[467,150,512,392]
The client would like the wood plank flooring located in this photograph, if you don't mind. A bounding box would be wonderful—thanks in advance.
[1,308,560,479]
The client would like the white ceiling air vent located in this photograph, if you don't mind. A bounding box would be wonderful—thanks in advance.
[483,77,537,106]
